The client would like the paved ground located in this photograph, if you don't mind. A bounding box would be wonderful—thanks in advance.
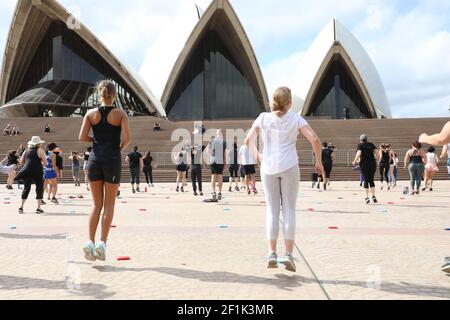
[0,180,449,300]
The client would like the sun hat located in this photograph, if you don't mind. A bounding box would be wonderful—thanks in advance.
[28,136,45,147]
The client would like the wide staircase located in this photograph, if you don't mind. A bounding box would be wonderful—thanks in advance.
[1,117,449,184]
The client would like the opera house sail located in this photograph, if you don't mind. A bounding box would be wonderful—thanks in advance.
[0,0,164,118]
[161,0,269,121]
[293,19,391,119]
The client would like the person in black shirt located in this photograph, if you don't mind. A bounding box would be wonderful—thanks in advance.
[143,150,155,187]
[228,140,240,192]
[190,144,205,196]
[317,142,334,191]
[353,134,379,204]
[126,146,143,193]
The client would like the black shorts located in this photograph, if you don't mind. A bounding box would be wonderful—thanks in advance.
[176,164,188,172]
[87,160,121,185]
[229,165,239,178]
[243,165,256,175]
[211,163,224,175]
[240,166,246,178]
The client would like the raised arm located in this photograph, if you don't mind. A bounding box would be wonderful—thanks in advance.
[244,126,261,163]
[38,148,48,167]
[300,125,323,175]
[120,111,131,151]
[441,145,448,159]
[419,121,450,146]
[79,113,93,143]
[353,150,362,165]
[403,151,410,169]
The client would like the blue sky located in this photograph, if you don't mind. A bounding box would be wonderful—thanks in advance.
[1,0,450,118]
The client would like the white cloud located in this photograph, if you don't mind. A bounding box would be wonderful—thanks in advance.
[262,51,305,97]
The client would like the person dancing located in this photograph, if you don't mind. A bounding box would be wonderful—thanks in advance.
[245,87,323,272]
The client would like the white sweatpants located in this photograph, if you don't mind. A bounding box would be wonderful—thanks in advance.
[261,165,300,241]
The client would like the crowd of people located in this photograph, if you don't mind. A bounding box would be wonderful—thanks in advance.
[1,80,449,275]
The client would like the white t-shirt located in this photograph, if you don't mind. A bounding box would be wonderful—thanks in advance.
[239,145,257,165]
[427,152,437,165]
[253,112,309,175]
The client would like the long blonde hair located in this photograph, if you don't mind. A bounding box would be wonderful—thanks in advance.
[97,80,117,103]
[271,86,292,112]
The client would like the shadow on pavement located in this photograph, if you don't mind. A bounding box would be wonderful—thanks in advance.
[0,275,115,299]
[93,266,450,298]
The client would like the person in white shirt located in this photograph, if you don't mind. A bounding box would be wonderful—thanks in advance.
[239,142,257,195]
[245,86,324,273]
[419,121,450,274]
[423,147,439,192]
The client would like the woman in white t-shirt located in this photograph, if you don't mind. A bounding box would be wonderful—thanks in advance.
[239,143,257,195]
[244,87,324,273]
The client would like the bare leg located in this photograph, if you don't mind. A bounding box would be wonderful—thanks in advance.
[101,183,119,243]
[88,181,104,243]
[285,240,295,254]
[211,174,217,194]
[218,175,223,193]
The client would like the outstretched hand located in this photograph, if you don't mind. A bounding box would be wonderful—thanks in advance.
[315,163,324,176]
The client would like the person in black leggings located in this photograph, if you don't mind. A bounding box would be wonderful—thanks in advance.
[378,144,392,190]
[14,136,47,214]
[143,150,154,187]
[190,144,204,196]
[353,134,379,204]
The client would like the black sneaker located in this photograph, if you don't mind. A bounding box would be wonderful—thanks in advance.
[181,187,184,193]
[200,192,204,196]
[176,186,179,192]
[18,207,24,214]
[36,209,44,215]
[235,187,239,192]
[136,188,141,193]
[193,192,198,196]
[372,196,378,204]
[51,198,59,204]
[132,189,136,194]
[365,197,370,205]
[324,184,327,191]
[117,190,121,197]
[41,200,46,205]
[430,188,433,192]
[218,193,222,201]
[228,187,232,192]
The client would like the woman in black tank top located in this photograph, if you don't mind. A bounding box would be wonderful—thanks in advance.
[14,136,47,214]
[79,80,131,262]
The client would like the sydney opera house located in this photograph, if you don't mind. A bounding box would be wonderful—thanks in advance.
[0,0,391,121]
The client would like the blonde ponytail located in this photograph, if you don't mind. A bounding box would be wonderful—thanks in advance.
[271,86,292,112]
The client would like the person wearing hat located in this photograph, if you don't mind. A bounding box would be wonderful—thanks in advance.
[353,134,379,204]
[14,136,47,214]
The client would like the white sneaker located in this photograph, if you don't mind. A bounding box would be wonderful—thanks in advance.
[95,242,107,261]
[267,252,278,269]
[282,252,297,272]
[83,241,96,261]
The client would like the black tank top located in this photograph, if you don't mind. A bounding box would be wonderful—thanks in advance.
[410,151,423,164]
[23,148,43,171]
[89,107,122,162]
[380,150,390,164]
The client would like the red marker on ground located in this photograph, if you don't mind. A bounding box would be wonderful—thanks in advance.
[328,226,339,230]
[117,256,130,261]
[111,225,117,228]
[308,208,315,211]
[139,209,147,212]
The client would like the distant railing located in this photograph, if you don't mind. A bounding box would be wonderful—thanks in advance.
[2,148,442,169]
